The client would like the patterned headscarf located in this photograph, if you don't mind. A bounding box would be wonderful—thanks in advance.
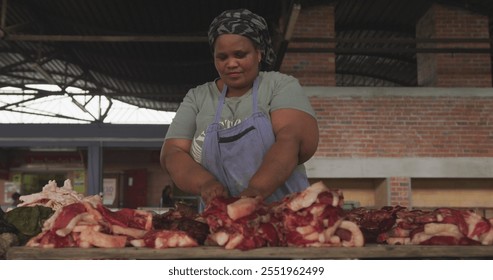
[208,9,277,70]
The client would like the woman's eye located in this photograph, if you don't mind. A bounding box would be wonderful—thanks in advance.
[235,52,247,58]
[216,55,227,61]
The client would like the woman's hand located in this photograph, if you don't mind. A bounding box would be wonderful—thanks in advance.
[162,139,229,205]
[200,179,229,205]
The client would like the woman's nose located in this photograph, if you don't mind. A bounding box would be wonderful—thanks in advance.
[225,58,239,68]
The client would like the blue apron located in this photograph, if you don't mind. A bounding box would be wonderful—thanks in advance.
[200,76,308,209]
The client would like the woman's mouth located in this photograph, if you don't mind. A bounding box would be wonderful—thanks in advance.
[227,72,241,77]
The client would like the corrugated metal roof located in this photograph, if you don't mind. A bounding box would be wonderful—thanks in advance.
[1,0,493,122]
[1,0,292,118]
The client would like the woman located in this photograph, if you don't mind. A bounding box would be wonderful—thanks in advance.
[161,9,319,209]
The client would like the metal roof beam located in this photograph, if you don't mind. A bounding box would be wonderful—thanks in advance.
[4,34,208,43]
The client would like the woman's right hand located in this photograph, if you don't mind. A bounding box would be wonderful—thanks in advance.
[200,179,229,205]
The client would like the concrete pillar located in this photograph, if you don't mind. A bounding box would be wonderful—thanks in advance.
[87,143,103,195]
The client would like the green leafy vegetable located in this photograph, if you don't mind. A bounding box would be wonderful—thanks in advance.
[4,206,54,244]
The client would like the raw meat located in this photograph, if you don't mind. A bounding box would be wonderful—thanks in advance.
[18,180,101,211]
[202,196,281,250]
[274,182,364,247]
[202,182,365,250]
[348,206,493,246]
[130,230,198,249]
[152,208,210,245]
[25,199,197,249]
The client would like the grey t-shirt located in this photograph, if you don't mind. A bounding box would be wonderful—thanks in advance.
[165,71,316,163]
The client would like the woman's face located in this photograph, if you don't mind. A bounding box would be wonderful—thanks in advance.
[213,34,262,94]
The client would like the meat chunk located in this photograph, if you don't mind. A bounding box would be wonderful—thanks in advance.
[79,227,127,248]
[202,182,364,249]
[202,196,281,250]
[227,197,260,220]
[348,206,493,246]
[130,230,198,249]
[275,182,363,247]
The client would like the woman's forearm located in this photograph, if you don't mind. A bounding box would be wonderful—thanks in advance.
[161,141,223,197]
[244,129,300,199]
[242,109,318,199]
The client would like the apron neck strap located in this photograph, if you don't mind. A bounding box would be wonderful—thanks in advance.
[213,76,260,123]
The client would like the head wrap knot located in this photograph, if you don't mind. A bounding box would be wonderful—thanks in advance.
[208,9,276,70]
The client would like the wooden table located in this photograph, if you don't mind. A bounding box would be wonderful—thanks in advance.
[6,245,493,259]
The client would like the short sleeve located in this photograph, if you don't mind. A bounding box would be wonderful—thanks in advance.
[165,89,198,140]
[266,72,316,118]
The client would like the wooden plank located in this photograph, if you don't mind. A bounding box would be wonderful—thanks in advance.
[7,245,493,260]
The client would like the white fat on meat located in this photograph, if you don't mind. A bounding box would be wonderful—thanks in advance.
[386,237,412,245]
[411,232,432,244]
[112,225,147,239]
[423,223,462,237]
[155,233,197,248]
[338,220,364,247]
[480,228,493,245]
[309,204,325,217]
[329,235,341,245]
[463,211,489,240]
[78,241,92,248]
[79,227,127,248]
[72,224,102,233]
[129,239,145,248]
[83,195,103,208]
[323,219,343,242]
[55,213,89,237]
[304,231,320,242]
[296,225,316,236]
[225,234,244,250]
[287,181,328,212]
[25,231,47,248]
[18,179,102,211]
[329,190,342,207]
[411,223,463,244]
[18,180,83,209]
[226,197,260,221]
[132,230,198,249]
[133,209,154,231]
[42,208,61,231]
[210,231,230,246]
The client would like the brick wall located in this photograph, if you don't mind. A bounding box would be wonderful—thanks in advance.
[417,4,491,87]
[389,177,411,207]
[281,4,336,86]
[285,3,493,207]
[312,93,493,207]
[312,96,493,158]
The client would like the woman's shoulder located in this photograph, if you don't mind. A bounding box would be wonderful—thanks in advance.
[187,80,217,95]
[259,71,301,92]
[183,80,218,105]
[260,71,298,82]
